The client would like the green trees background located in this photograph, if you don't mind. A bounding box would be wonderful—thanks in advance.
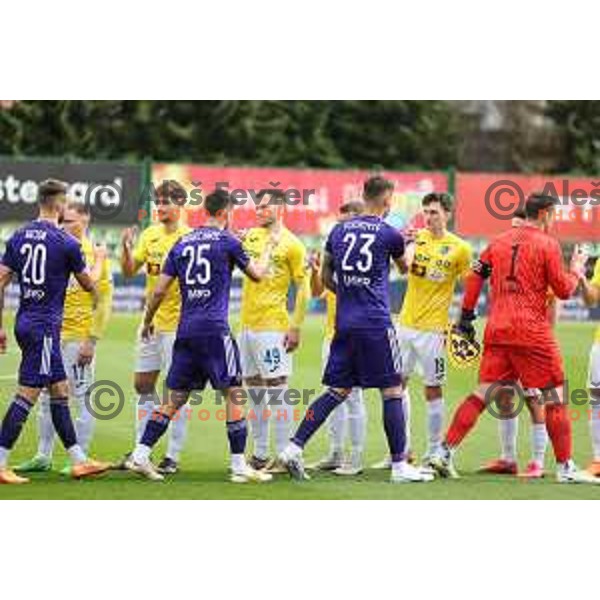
[0,100,598,173]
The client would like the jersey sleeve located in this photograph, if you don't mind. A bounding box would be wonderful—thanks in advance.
[289,239,308,283]
[162,245,179,278]
[228,235,251,271]
[591,258,600,289]
[456,242,474,279]
[387,227,405,259]
[67,239,87,275]
[472,245,492,279]
[0,236,17,272]
[132,229,148,264]
[545,238,578,300]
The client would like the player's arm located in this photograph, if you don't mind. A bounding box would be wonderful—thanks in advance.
[456,249,491,340]
[141,273,175,340]
[309,250,325,297]
[322,250,336,293]
[0,263,11,353]
[90,261,113,343]
[241,238,275,282]
[581,257,600,306]
[120,226,144,277]
[546,240,585,300]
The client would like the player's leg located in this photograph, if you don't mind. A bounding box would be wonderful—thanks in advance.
[586,343,600,476]
[313,337,346,470]
[161,332,188,474]
[518,391,547,478]
[333,387,366,475]
[241,330,270,469]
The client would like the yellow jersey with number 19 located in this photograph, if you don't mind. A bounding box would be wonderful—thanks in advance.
[241,226,308,332]
[591,258,600,343]
[133,223,191,333]
[399,229,472,333]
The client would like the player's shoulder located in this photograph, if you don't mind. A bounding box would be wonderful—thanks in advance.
[282,227,305,249]
[140,223,163,242]
[444,231,472,253]
[177,224,192,238]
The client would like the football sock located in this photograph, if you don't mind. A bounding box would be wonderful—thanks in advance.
[402,389,412,455]
[446,394,486,449]
[0,395,34,465]
[545,404,571,464]
[227,419,248,455]
[382,396,406,463]
[140,411,170,449]
[499,416,518,462]
[37,394,55,458]
[531,423,548,466]
[136,394,159,443]
[75,391,95,454]
[590,405,600,460]
[426,396,445,456]
[248,387,269,459]
[347,387,366,456]
[166,407,190,461]
[328,402,347,455]
[291,389,346,449]
[273,384,294,455]
[49,398,79,451]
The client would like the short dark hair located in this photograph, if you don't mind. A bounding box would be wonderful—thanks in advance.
[339,200,365,216]
[257,189,286,205]
[204,189,232,216]
[525,193,557,220]
[363,176,394,203]
[155,180,187,202]
[512,206,527,220]
[38,179,67,206]
[422,192,453,212]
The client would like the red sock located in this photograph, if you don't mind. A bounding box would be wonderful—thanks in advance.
[446,394,486,448]
[545,404,571,464]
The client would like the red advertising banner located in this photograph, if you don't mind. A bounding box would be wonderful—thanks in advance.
[152,164,448,235]
[456,173,600,241]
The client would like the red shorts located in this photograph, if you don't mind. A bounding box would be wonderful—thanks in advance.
[479,342,564,390]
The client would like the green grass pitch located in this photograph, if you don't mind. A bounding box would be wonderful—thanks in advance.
[1,313,599,499]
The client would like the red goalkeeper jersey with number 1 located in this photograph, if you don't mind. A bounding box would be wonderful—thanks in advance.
[480,224,578,347]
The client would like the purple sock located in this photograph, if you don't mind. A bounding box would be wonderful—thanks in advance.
[140,412,170,448]
[226,419,247,454]
[383,396,406,463]
[0,395,34,450]
[50,397,78,449]
[291,389,345,449]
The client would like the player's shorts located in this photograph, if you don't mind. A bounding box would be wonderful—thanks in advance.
[396,325,447,386]
[588,343,600,389]
[62,340,95,398]
[166,332,242,391]
[239,329,292,379]
[135,330,176,374]
[479,342,564,390]
[15,322,65,388]
[323,326,402,389]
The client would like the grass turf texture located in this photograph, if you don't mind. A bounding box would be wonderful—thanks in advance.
[0,313,599,500]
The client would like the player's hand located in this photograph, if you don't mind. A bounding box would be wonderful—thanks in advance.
[77,339,96,366]
[309,250,322,272]
[403,226,419,244]
[140,323,155,342]
[94,242,108,263]
[283,328,300,353]
[121,226,138,250]
[0,329,7,354]
[570,244,589,279]
[454,309,477,342]
[232,228,248,242]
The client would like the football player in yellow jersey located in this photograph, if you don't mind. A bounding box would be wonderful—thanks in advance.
[15,201,113,475]
[581,252,600,476]
[119,181,191,475]
[240,189,309,472]
[374,193,473,470]
[308,200,367,475]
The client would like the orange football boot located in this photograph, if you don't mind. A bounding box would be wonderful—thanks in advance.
[478,458,518,475]
[71,460,111,480]
[0,468,30,484]
[586,460,600,477]
[518,461,545,479]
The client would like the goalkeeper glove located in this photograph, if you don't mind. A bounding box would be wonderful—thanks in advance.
[455,309,477,342]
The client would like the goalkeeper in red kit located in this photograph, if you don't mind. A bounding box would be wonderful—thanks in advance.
[431,193,600,484]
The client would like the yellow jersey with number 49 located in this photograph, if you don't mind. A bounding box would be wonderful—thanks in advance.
[591,258,600,343]
[399,229,472,333]
[133,223,191,332]
[241,227,307,332]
